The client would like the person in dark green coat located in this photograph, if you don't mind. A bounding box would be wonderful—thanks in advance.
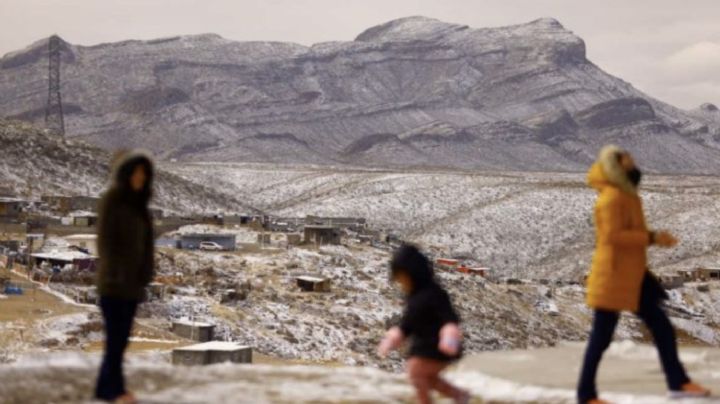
[94,150,155,403]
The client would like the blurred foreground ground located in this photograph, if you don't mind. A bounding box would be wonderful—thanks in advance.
[0,342,717,403]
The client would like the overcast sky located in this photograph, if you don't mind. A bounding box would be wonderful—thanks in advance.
[1,0,719,109]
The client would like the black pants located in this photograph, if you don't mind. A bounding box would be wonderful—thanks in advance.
[95,296,138,401]
[577,295,689,402]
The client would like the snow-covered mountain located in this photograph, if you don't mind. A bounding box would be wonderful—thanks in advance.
[0,119,259,214]
[1,17,719,173]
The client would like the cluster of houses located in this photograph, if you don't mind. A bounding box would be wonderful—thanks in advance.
[0,194,169,230]
[659,267,720,289]
[156,215,375,253]
[3,191,719,301]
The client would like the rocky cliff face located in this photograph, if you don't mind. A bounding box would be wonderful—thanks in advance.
[1,16,719,173]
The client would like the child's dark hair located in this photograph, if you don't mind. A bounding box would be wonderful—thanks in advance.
[390,244,435,289]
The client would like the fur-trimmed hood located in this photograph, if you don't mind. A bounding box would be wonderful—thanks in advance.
[587,145,637,195]
[108,149,155,203]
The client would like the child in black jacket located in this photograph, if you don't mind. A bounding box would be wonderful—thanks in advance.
[378,245,470,404]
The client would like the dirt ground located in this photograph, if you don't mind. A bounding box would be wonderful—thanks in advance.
[0,271,341,366]
[0,272,84,323]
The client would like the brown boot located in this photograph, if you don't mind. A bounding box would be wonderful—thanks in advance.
[113,392,138,404]
[669,382,711,399]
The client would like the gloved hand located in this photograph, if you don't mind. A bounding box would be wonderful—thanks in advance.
[438,323,462,356]
[654,231,678,248]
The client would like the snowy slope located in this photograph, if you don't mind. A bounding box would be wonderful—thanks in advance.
[0,120,260,214]
[169,163,720,280]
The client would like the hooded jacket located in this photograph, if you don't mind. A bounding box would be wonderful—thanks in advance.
[392,245,461,361]
[96,150,155,300]
[586,145,650,312]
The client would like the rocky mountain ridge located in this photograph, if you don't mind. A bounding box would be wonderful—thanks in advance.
[1,17,719,172]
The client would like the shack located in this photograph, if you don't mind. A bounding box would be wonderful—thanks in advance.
[0,197,25,220]
[172,320,215,342]
[305,215,366,231]
[677,269,702,282]
[223,215,254,226]
[267,217,303,232]
[42,196,100,214]
[296,276,331,292]
[678,268,720,282]
[436,258,460,271]
[146,282,167,301]
[257,233,271,245]
[698,267,720,281]
[72,213,98,227]
[303,225,341,246]
[30,250,96,271]
[0,240,21,253]
[458,266,491,277]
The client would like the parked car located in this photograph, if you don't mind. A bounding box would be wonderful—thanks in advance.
[199,241,224,251]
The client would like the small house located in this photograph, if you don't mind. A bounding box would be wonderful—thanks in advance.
[698,267,720,281]
[257,233,271,245]
[677,269,702,282]
[244,215,268,230]
[25,234,45,254]
[42,196,100,214]
[171,320,215,342]
[305,215,367,231]
[0,240,21,253]
[0,197,26,220]
[268,217,303,232]
[224,215,254,226]
[296,276,331,292]
[72,213,98,227]
[179,233,236,251]
[303,225,341,245]
[436,258,460,271]
[30,250,97,272]
[458,266,490,277]
[677,268,720,282]
[145,282,167,301]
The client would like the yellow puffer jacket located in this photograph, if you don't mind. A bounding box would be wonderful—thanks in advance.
[586,145,650,312]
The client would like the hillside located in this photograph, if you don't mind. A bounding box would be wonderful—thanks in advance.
[1,17,720,172]
[0,120,258,214]
[168,163,720,280]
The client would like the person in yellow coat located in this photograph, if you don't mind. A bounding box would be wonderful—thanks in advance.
[577,145,711,404]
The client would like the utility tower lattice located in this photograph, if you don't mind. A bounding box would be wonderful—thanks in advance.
[45,35,65,136]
